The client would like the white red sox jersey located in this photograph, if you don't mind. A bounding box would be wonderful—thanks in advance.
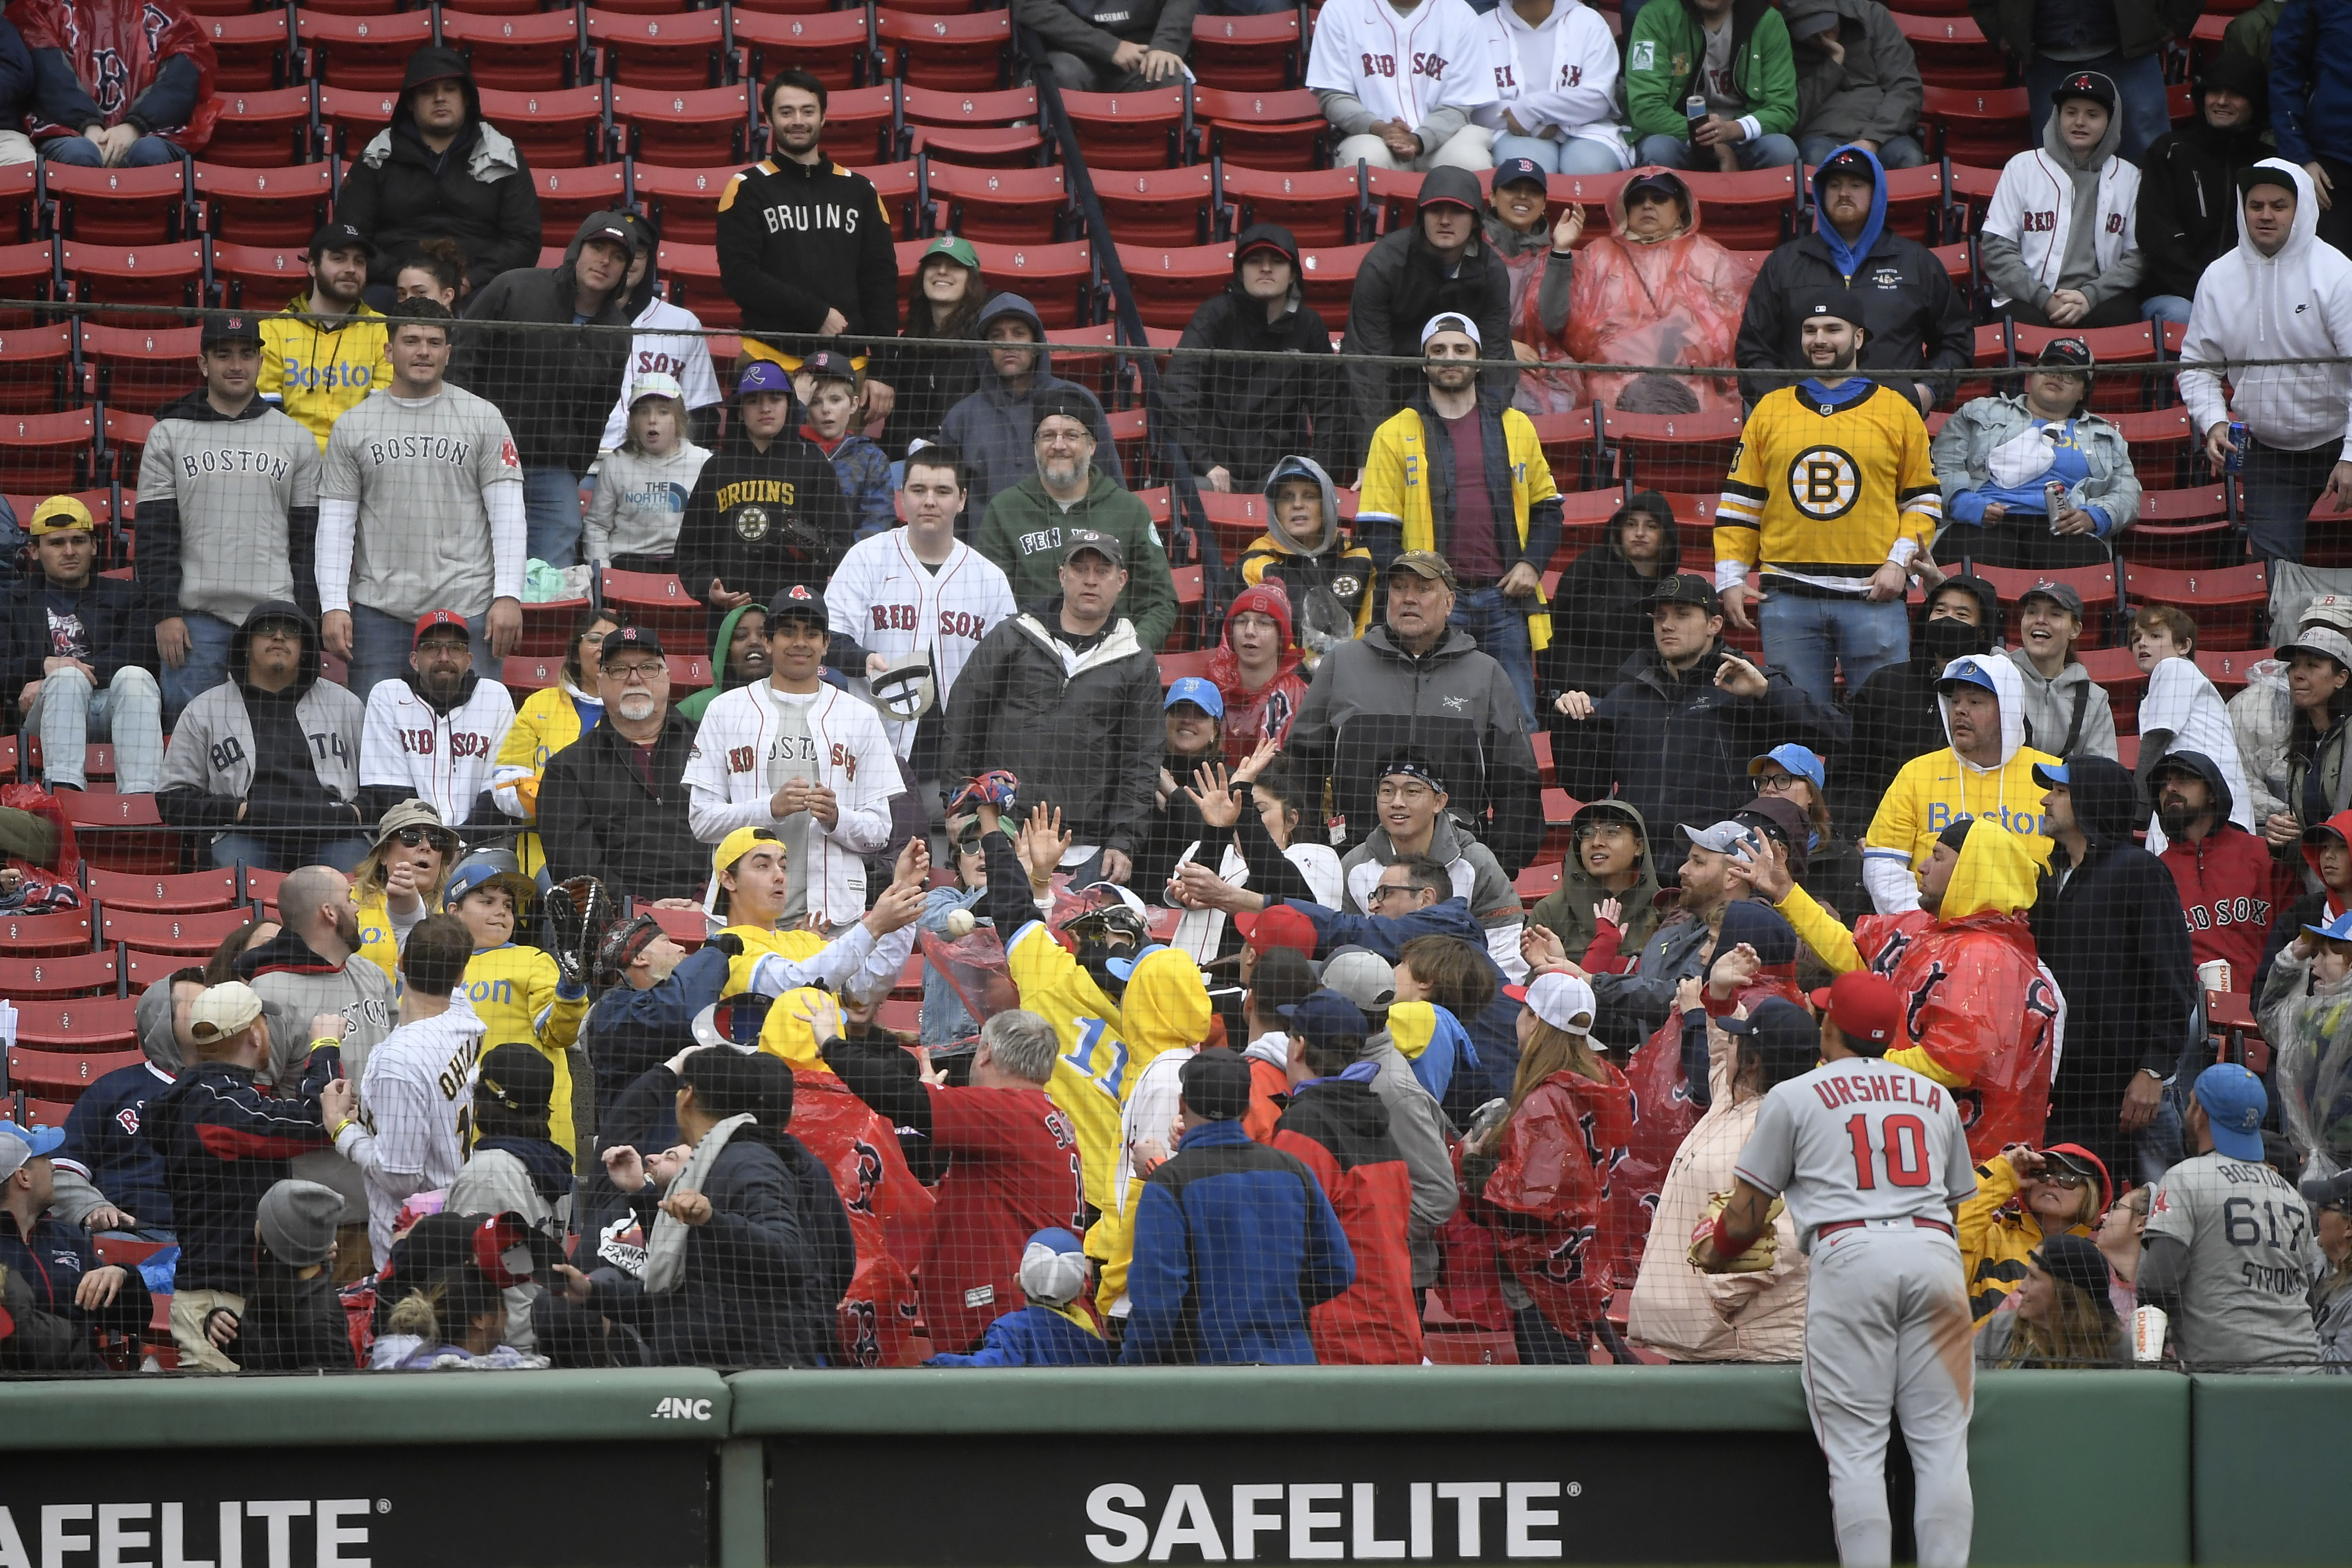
[1981,145,2139,310]
[1305,0,1497,133]
[826,530,1017,759]
[334,997,487,1265]
[683,682,902,929]
[1734,1055,1977,1252]
[360,674,519,826]
[596,295,725,453]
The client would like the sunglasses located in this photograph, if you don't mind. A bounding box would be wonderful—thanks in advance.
[392,826,455,852]
[2039,1166,2090,1189]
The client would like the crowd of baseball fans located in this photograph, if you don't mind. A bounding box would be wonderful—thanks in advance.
[5,0,2352,1373]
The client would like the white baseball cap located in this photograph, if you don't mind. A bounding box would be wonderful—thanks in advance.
[629,372,685,406]
[1521,971,1598,1035]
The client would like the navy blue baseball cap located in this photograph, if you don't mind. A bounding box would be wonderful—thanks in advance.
[1492,157,1547,192]
[2193,1063,2267,1161]
[1279,988,1370,1053]
[1164,676,1224,718]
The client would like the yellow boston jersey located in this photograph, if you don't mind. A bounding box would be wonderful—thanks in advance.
[462,944,588,1156]
[355,888,402,988]
[1714,380,1940,587]
[1354,405,1558,651]
[1867,744,2058,882]
[717,925,847,1065]
[259,297,392,452]
[1007,922,1132,1218]
[493,685,601,878]
[1070,950,1212,1306]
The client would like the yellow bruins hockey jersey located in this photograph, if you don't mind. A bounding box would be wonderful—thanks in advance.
[1713,380,1940,593]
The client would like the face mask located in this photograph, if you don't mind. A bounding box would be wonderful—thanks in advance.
[1920,616,1989,666]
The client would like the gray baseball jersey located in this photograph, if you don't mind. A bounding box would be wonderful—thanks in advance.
[137,403,320,625]
[2143,1151,2322,1370]
[321,386,523,619]
[1735,1057,1978,1250]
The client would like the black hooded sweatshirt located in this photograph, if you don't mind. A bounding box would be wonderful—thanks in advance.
[450,210,637,475]
[2136,51,2273,302]
[1546,490,1681,695]
[333,49,542,293]
[673,421,856,618]
[1828,574,2000,833]
[714,151,901,357]
[1162,222,1352,487]
[2030,754,2198,1173]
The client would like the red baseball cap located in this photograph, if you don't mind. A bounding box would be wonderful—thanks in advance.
[1810,970,1901,1048]
[1243,903,1319,959]
[412,609,470,647]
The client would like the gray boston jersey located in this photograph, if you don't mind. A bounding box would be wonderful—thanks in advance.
[321,385,522,620]
[138,404,320,625]
[2143,1152,2321,1370]
[1735,1056,1977,1252]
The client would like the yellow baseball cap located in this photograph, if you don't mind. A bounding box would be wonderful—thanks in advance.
[28,495,94,536]
[712,825,784,881]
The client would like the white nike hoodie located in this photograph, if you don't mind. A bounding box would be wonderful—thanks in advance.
[2177,158,2352,460]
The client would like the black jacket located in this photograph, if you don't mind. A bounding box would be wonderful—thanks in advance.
[715,156,901,356]
[2136,53,2273,302]
[2030,756,2199,1166]
[1014,0,1195,62]
[1552,641,1845,877]
[2,569,150,728]
[581,945,732,1126]
[234,1260,356,1372]
[1340,167,1517,452]
[1162,223,1352,486]
[537,708,706,902]
[0,1210,153,1366]
[332,51,542,294]
[943,602,1165,860]
[673,425,856,615]
[585,1132,853,1369]
[1733,225,1974,409]
[877,298,986,458]
[143,1048,342,1296]
[1828,577,2001,831]
[1545,491,1681,696]
[135,389,320,621]
[450,211,636,475]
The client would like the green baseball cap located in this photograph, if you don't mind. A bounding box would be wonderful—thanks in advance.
[919,235,982,271]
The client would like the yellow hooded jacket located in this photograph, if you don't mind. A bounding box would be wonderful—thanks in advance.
[1956,1154,2097,1321]
[461,943,588,1156]
[1355,404,1558,652]
[260,293,391,451]
[1074,949,1214,1308]
[713,926,846,1063]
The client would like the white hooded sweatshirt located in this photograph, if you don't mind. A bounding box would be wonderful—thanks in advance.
[2178,158,2352,459]
[1476,0,1630,166]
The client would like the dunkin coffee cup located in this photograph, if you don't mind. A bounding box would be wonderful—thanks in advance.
[2132,1304,2168,1363]
[2198,959,2232,995]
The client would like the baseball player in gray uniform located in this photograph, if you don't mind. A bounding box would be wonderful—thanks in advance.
[1697,968,1980,1568]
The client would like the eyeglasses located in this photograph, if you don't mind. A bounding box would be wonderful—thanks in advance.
[1755,772,1804,794]
[2039,1167,2089,1189]
[603,661,666,683]
[1368,883,1412,904]
[392,826,455,853]
[581,630,610,647]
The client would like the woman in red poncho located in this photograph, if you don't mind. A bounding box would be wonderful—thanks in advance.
[1455,969,1634,1364]
[9,0,217,165]
[1525,168,1758,416]
[1206,581,1308,770]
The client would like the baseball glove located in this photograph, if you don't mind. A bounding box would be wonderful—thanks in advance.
[1688,1188,1786,1274]
[947,770,1020,815]
[546,876,617,990]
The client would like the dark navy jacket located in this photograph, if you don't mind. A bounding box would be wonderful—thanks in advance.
[55,1059,177,1230]
[0,1210,153,1349]
[142,1048,341,1294]
[926,1302,1112,1367]
[581,943,731,1124]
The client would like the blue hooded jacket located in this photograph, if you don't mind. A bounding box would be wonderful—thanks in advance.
[1813,142,1889,280]
[926,1303,1112,1367]
[2271,1,2352,168]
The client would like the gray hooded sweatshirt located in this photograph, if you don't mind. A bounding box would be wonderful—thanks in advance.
[2005,644,2122,763]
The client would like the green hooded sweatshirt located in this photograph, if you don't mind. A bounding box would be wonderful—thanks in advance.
[970,467,1179,651]
[677,602,758,723]
[1527,798,1666,961]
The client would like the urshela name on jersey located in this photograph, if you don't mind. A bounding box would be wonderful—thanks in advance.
[1809,1070,1944,1113]
[178,448,294,482]
[759,200,868,236]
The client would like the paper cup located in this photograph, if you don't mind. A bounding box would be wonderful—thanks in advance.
[2132,1304,2168,1363]
[2198,959,2232,995]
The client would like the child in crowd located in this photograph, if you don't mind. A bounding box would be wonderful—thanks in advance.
[227,1179,357,1372]
[2132,605,2257,854]
[373,1262,548,1371]
[443,852,588,1157]
[583,374,711,571]
[925,1228,1111,1367]
[797,351,895,542]
[2263,911,2352,1181]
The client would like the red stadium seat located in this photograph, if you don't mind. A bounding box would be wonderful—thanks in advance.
[85,869,245,914]
[0,238,58,325]
[1598,405,1745,494]
[644,905,708,949]
[601,566,710,647]
[0,162,33,240]
[99,905,260,957]
[924,161,1069,245]
[654,239,733,325]
[876,9,1006,90]
[1674,166,1797,250]
[1530,412,1601,471]
[118,948,195,991]
[1892,11,2005,87]
[2124,561,2268,649]
[242,867,287,910]
[893,237,1093,326]
[1060,87,1185,170]
[191,163,334,248]
[206,86,317,168]
[295,0,401,18]
[1923,87,2031,168]
[296,8,436,91]
[59,242,205,323]
[1191,11,1300,90]
[1943,160,2002,233]
[734,0,840,14]
[0,410,95,493]
[2111,406,2197,481]
[477,86,605,169]
[1117,241,1232,328]
[1095,166,1213,246]
[1801,159,1942,244]
[0,950,122,1000]
[201,8,291,92]
[906,123,1046,169]
[529,165,630,248]
[0,325,69,415]
[666,653,712,691]
[210,243,309,309]
[100,409,154,481]
[0,909,94,956]
[631,162,743,246]
[2008,318,2159,411]
[613,85,753,166]
[502,654,563,693]
[735,9,877,89]
[584,7,729,90]
[1218,164,1363,246]
[901,83,1038,136]
[2196,647,2268,693]
[1189,86,1323,170]
[316,85,401,158]
[1295,241,1372,318]
[8,1047,145,1104]
[812,85,898,166]
[1196,488,1267,553]
[1965,562,2120,643]
[441,9,585,93]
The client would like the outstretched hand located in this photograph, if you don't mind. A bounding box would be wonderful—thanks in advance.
[1185,762,1244,829]
[1017,804,1069,886]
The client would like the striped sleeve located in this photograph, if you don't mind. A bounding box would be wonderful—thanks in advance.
[1894,402,1942,550]
[1713,414,1768,589]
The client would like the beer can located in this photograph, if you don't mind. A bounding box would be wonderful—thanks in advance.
[1686,94,1707,128]
[2045,481,2068,533]
[2132,1304,2169,1363]
[2225,420,2248,474]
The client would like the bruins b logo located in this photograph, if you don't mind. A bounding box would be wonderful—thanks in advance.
[733,505,772,542]
[1786,445,1860,520]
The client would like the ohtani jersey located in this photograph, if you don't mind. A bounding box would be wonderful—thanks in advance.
[826,529,1017,759]
[682,682,902,930]
[1713,379,1940,596]
[1304,0,1497,133]
[360,673,518,826]
[335,998,487,1265]
[318,386,525,620]
[1734,1055,1977,1253]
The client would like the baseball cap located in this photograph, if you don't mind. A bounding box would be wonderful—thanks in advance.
[201,311,263,350]
[2035,337,2095,372]
[1682,820,1762,857]
[2039,1142,2114,1210]
[1387,550,1458,588]
[767,581,828,626]
[713,825,783,880]
[737,360,793,397]
[1179,1048,1254,1121]
[1018,1228,1091,1306]
[1279,988,1370,1053]
[2276,627,2352,673]
[2303,909,2352,942]
[1033,389,1097,435]
[690,995,770,1053]
[2300,594,2352,634]
[371,797,454,854]
[600,622,666,662]
[1236,234,1292,263]
[1622,170,1689,208]
[476,1042,558,1117]
[1492,156,1548,191]
[2194,1063,2268,1160]
[1520,971,1597,1034]
[577,216,633,254]
[628,372,685,406]
[1811,969,1901,1048]
[1934,653,2005,696]
[0,1123,63,1182]
[2051,69,2118,113]
[2031,761,2071,789]
[2238,163,2301,199]
[189,981,265,1046]
[1641,571,1719,611]
[443,849,534,914]
[1320,948,1397,1012]
[2031,1232,2117,1309]
[1734,795,1812,877]
[1787,9,1840,40]
[256,1179,344,1268]
[1798,290,1867,329]
[1164,676,1224,719]
[27,494,94,537]
[412,609,470,647]
[1377,752,1447,793]
[2018,579,2086,617]
[2301,1169,2352,1212]
[307,220,375,257]
[801,348,859,387]
[1061,527,1124,568]
[918,234,982,272]
[1419,312,1482,350]
[1244,902,1319,959]
[1749,743,1825,793]
[1718,996,1820,1064]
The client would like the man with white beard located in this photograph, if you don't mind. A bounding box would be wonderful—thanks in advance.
[537,625,710,904]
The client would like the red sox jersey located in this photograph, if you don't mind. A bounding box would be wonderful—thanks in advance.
[826,529,1017,759]
[1980,142,2140,310]
[1734,1056,1977,1253]
[360,674,518,826]
[1304,0,1497,134]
